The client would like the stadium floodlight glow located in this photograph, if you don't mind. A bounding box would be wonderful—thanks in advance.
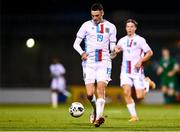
[26,38,35,48]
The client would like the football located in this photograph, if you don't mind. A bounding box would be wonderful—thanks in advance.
[69,102,84,117]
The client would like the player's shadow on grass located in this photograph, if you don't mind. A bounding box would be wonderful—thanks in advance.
[109,117,128,121]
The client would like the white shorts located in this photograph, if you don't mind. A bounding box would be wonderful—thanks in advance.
[51,77,66,91]
[120,73,145,90]
[82,61,112,85]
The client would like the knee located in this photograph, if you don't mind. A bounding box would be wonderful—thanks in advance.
[123,90,131,98]
[136,94,144,100]
[97,84,105,95]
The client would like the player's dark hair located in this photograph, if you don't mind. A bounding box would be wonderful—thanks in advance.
[162,47,169,51]
[91,3,103,11]
[126,19,138,27]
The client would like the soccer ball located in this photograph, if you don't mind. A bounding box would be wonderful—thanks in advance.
[69,102,84,117]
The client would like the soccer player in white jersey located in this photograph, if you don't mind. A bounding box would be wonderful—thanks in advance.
[114,19,154,122]
[49,57,71,108]
[73,3,117,127]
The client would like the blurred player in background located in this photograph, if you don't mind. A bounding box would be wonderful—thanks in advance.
[157,48,179,104]
[49,57,71,108]
[114,19,154,122]
[73,3,117,127]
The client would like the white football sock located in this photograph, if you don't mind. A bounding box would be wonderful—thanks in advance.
[96,98,105,120]
[127,102,137,117]
[52,92,58,108]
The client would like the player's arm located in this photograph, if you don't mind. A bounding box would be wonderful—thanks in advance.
[110,43,117,59]
[110,45,122,59]
[73,37,84,55]
[114,37,123,54]
[73,37,88,61]
[141,50,153,63]
[167,62,179,77]
[157,65,164,75]
[110,39,122,59]
[109,25,117,59]
[135,50,153,68]
[135,38,153,68]
[73,22,88,61]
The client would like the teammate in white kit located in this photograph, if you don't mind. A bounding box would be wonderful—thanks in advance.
[49,57,70,108]
[73,3,117,127]
[114,19,154,122]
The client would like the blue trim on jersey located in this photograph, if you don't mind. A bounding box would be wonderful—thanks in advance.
[107,68,111,75]
[127,39,129,47]
[126,61,129,73]
[126,61,131,73]
[84,38,87,52]
[96,25,99,33]
[95,49,99,62]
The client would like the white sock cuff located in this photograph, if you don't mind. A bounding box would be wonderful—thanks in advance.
[97,98,105,103]
[126,102,137,117]
[127,102,135,108]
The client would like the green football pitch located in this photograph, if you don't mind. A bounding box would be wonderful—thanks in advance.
[0,103,180,131]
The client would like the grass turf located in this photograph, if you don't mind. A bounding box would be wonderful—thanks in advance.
[0,103,180,131]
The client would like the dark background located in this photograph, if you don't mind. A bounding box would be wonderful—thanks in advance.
[1,0,180,88]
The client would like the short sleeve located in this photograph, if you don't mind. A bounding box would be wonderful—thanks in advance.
[140,38,151,53]
[117,38,124,49]
[110,24,117,44]
[77,22,87,39]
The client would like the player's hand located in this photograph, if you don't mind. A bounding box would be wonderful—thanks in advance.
[135,59,142,68]
[157,67,163,75]
[110,52,117,59]
[167,71,174,77]
[114,46,121,54]
[81,52,88,61]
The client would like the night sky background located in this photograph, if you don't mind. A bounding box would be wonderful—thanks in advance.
[1,0,180,88]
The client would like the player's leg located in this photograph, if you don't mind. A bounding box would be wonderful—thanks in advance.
[94,61,111,127]
[51,89,59,108]
[134,77,146,100]
[121,75,138,122]
[136,89,146,100]
[167,80,176,96]
[51,79,59,108]
[85,83,96,123]
[161,86,170,104]
[94,81,106,127]
[59,78,71,97]
[165,81,176,104]
[160,78,175,104]
[83,63,97,123]
[123,84,139,122]
[136,76,156,98]
[144,77,156,90]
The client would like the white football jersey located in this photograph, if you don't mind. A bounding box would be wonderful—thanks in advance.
[117,34,151,76]
[49,63,65,78]
[76,19,117,63]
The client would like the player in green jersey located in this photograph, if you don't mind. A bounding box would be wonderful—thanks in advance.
[157,48,179,104]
